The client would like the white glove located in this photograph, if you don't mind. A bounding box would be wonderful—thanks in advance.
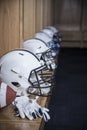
[13,96,50,122]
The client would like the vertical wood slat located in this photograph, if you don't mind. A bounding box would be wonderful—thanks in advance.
[0,0,23,56]
[43,0,53,28]
[35,0,54,33]
[23,0,54,39]
[35,0,44,32]
[0,0,54,56]
[19,0,24,48]
[23,0,36,40]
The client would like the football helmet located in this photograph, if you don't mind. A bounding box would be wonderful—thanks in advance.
[47,26,62,44]
[0,49,52,96]
[35,32,53,48]
[47,26,58,34]
[35,31,60,56]
[23,39,57,70]
[42,28,55,39]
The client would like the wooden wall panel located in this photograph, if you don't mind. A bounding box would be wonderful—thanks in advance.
[81,0,87,47]
[24,0,36,40]
[54,0,82,31]
[0,0,54,56]
[43,0,54,28]
[35,0,44,32]
[53,0,83,47]
[35,0,54,32]
[0,0,23,56]
[24,0,54,40]
[24,0,44,38]
[82,0,87,31]
[1,0,87,50]
[53,0,87,47]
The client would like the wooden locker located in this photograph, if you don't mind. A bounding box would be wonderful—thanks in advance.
[0,0,23,56]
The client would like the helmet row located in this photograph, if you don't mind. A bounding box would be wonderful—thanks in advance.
[0,26,62,97]
[23,26,62,70]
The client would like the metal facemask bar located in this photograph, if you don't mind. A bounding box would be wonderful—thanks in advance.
[41,49,57,70]
[53,32,62,44]
[47,40,60,56]
[28,65,54,96]
[35,48,57,70]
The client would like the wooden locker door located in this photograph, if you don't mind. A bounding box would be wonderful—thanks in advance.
[81,0,87,48]
[23,0,54,40]
[42,0,54,28]
[23,0,36,40]
[53,0,82,47]
[0,0,23,56]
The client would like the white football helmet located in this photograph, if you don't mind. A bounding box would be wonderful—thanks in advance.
[35,31,60,55]
[0,49,52,96]
[35,32,58,52]
[47,26,58,34]
[23,39,57,70]
[42,28,55,39]
[47,26,62,44]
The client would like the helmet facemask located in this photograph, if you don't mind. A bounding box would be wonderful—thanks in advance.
[36,48,57,70]
[28,65,53,96]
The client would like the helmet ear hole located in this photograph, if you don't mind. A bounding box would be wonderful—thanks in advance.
[11,82,20,87]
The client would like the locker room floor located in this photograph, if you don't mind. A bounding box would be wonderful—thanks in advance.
[44,47,87,130]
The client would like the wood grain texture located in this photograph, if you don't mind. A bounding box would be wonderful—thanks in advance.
[0,0,23,56]
[54,0,81,31]
[35,0,44,32]
[43,0,53,28]
[23,0,36,40]
[54,0,87,47]
[1,0,87,55]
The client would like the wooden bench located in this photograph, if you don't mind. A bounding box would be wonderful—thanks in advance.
[0,96,50,130]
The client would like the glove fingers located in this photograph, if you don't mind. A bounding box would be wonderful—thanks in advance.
[24,109,34,120]
[42,107,49,112]
[43,111,50,122]
[32,112,37,119]
[29,107,38,119]
[36,108,50,122]
[14,96,51,122]
[16,104,25,119]
[25,106,37,120]
[38,108,43,117]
